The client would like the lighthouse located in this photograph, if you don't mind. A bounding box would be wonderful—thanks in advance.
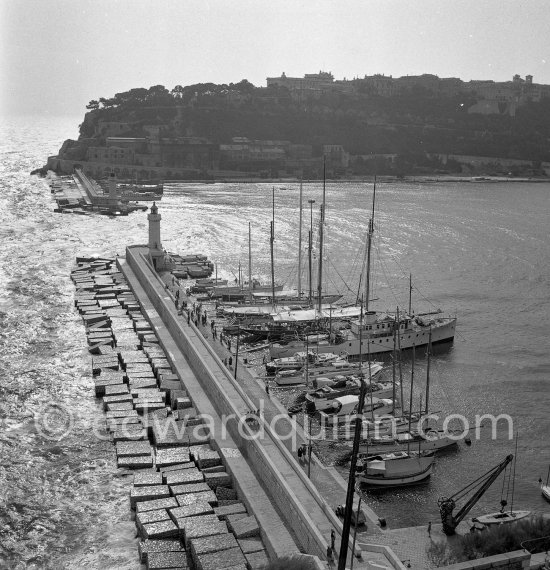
[148,202,164,270]
[108,172,119,213]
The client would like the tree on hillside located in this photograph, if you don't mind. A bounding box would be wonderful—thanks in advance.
[86,100,99,110]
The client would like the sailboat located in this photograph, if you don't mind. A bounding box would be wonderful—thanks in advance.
[540,465,550,502]
[269,179,457,359]
[472,437,531,527]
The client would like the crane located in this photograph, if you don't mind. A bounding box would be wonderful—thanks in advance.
[438,454,514,535]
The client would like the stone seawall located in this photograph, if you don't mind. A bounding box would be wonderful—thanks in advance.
[123,246,335,560]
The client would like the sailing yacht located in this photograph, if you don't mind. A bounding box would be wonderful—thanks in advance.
[269,179,457,359]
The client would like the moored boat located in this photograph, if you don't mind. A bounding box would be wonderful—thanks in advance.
[472,510,531,526]
[356,451,435,488]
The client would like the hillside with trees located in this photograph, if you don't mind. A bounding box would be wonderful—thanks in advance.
[56,79,550,178]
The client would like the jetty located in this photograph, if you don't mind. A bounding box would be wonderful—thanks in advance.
[49,169,161,215]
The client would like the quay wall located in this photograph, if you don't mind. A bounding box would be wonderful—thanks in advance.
[124,246,333,561]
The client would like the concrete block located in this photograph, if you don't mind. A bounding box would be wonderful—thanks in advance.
[169,482,211,496]
[135,402,166,414]
[216,500,241,507]
[136,497,179,513]
[189,533,238,562]
[161,462,195,474]
[169,501,214,521]
[116,440,152,457]
[105,409,138,419]
[111,426,147,441]
[214,503,246,520]
[215,486,238,501]
[134,471,164,487]
[146,551,188,569]
[142,519,180,540]
[245,550,270,569]
[197,450,221,469]
[134,396,166,406]
[174,397,192,410]
[136,509,170,533]
[131,485,171,509]
[106,402,134,412]
[94,376,125,397]
[165,468,204,486]
[159,380,182,393]
[129,378,158,390]
[117,455,153,469]
[197,546,247,570]
[227,515,260,538]
[156,368,174,380]
[203,471,231,491]
[159,373,179,381]
[155,447,191,467]
[93,362,120,375]
[138,538,184,563]
[106,416,142,430]
[104,384,129,396]
[237,537,264,555]
[201,465,226,474]
[127,372,157,380]
[175,491,217,507]
[153,419,189,447]
[102,393,133,408]
[181,516,228,546]
[188,444,212,462]
[131,388,164,399]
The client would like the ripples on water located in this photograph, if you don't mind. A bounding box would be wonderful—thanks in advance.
[1,116,549,567]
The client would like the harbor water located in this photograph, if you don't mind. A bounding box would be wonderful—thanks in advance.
[1,115,549,568]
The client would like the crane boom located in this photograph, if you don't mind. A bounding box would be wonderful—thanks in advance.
[438,454,514,535]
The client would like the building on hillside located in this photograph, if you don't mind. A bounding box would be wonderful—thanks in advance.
[266,71,344,100]
[323,145,349,168]
[86,145,135,165]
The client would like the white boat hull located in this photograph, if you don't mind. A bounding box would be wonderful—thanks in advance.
[542,484,550,502]
[473,510,531,526]
[269,317,457,359]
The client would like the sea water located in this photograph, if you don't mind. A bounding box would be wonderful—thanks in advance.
[1,115,549,568]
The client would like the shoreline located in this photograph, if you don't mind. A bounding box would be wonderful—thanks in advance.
[163,175,550,184]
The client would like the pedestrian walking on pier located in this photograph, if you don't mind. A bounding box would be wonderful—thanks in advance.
[428,521,432,537]
[330,529,336,551]
[228,356,233,367]
[265,384,270,396]
[187,313,190,325]
[227,339,231,351]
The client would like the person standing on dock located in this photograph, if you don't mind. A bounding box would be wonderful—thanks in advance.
[265,384,270,396]
[428,521,432,536]
[330,529,336,552]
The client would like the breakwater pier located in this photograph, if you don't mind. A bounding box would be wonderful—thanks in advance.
[48,169,161,215]
[71,247,406,568]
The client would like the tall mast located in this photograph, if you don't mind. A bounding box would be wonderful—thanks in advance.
[425,327,432,415]
[408,345,416,434]
[397,307,404,414]
[298,180,303,298]
[408,273,413,316]
[364,177,376,312]
[248,222,252,303]
[270,221,275,311]
[317,158,326,313]
[271,187,276,310]
[392,318,397,414]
